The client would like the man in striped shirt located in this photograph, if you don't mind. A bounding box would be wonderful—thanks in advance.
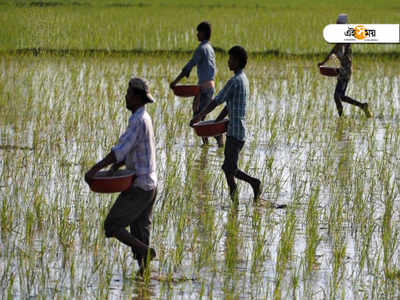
[191,46,261,202]
[85,77,157,276]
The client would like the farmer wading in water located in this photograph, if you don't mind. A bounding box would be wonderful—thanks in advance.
[318,13,372,118]
[85,77,158,276]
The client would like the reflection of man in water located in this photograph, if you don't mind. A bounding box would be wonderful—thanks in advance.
[318,13,372,118]
[335,122,353,187]
[193,147,211,200]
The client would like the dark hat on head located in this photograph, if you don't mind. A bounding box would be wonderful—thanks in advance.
[128,77,155,103]
[337,13,348,24]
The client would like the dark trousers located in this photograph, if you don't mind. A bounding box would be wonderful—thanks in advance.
[104,186,157,262]
[334,75,363,116]
[222,136,259,199]
[222,136,244,175]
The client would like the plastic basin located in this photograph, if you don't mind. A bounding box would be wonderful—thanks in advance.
[192,119,229,137]
[89,169,136,193]
[173,85,200,97]
[319,66,339,77]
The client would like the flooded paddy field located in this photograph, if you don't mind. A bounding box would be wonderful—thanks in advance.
[0,53,400,299]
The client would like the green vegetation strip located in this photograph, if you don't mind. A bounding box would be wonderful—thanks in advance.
[2,48,400,60]
[1,3,399,55]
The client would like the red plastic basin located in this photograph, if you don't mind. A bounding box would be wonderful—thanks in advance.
[319,66,339,77]
[173,85,200,97]
[192,119,229,137]
[89,169,136,193]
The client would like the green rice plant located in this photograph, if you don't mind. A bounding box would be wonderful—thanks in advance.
[274,199,297,299]
[381,177,398,283]
[328,192,347,299]
[304,185,321,275]
[250,209,268,275]
[224,209,240,276]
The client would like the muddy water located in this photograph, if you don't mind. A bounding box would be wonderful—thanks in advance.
[1,56,400,299]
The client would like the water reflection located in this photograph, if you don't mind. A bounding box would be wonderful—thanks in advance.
[192,146,211,200]
[223,208,240,296]
[131,279,155,299]
[335,120,353,189]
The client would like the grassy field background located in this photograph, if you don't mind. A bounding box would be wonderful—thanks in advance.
[1,0,399,55]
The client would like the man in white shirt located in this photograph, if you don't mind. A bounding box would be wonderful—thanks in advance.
[85,77,157,276]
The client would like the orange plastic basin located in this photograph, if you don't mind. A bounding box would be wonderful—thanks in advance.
[89,170,136,193]
[173,85,200,97]
[192,119,229,137]
[319,66,339,77]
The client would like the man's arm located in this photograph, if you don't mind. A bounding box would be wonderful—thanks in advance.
[109,160,125,174]
[191,78,234,124]
[84,151,117,184]
[215,106,228,122]
[318,45,337,66]
[190,100,218,125]
[170,71,186,89]
[170,47,202,89]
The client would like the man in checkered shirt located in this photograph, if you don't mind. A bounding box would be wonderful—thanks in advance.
[191,46,261,202]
